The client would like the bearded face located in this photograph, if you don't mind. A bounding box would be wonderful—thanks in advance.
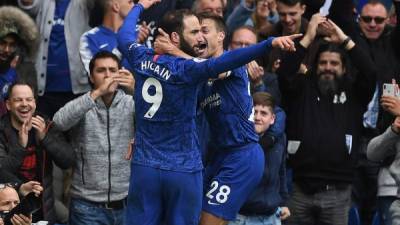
[179,15,207,57]
[318,75,338,96]
[316,51,346,96]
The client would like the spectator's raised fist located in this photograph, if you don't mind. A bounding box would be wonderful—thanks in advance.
[300,13,326,47]
[19,181,43,197]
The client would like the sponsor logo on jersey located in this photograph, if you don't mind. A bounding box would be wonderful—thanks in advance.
[200,93,221,110]
[100,43,109,49]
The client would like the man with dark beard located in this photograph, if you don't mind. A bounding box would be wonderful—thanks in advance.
[276,17,377,225]
[0,6,38,116]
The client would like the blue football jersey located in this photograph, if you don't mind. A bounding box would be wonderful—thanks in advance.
[80,25,132,73]
[198,65,259,149]
[118,3,275,172]
[129,49,218,172]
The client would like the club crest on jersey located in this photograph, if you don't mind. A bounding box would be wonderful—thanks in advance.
[128,43,141,51]
[141,60,172,80]
[2,83,9,96]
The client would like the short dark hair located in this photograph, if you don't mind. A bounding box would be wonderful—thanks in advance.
[89,0,108,27]
[361,0,388,14]
[89,51,121,75]
[276,0,303,6]
[197,12,227,34]
[156,9,196,37]
[253,92,275,111]
[7,81,35,100]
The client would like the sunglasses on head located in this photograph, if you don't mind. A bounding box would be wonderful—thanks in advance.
[0,183,17,190]
[360,15,386,24]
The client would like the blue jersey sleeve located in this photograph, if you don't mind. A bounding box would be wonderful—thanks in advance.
[0,68,17,99]
[119,3,276,84]
[80,32,98,73]
[118,4,145,61]
[181,38,275,84]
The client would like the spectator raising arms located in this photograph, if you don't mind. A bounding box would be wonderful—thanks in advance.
[277,16,376,225]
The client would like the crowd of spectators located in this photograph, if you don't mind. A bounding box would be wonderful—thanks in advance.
[0,0,399,224]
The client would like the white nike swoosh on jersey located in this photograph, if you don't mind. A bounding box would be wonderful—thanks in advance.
[100,44,109,48]
[207,200,220,206]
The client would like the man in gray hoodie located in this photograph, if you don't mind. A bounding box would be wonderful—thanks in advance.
[368,94,400,225]
[53,51,135,225]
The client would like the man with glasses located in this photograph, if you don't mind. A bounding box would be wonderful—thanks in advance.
[359,1,391,40]
[229,25,281,102]
[348,1,400,224]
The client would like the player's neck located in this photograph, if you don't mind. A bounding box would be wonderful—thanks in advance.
[102,14,123,32]
[212,46,224,58]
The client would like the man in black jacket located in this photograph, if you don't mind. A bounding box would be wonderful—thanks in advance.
[0,82,75,224]
[341,1,400,224]
[277,15,376,225]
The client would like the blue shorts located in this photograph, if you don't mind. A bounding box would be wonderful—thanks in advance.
[203,143,265,221]
[125,164,203,225]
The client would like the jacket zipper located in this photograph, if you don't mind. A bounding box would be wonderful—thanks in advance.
[81,150,85,185]
[41,148,47,219]
[107,109,111,203]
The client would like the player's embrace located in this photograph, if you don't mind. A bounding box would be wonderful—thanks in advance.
[118,0,301,224]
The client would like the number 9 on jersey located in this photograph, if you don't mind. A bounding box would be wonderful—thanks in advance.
[142,78,163,119]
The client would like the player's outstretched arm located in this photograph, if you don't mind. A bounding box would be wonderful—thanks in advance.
[271,34,303,52]
[183,34,302,83]
[117,4,143,56]
[117,1,161,56]
[204,34,302,75]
